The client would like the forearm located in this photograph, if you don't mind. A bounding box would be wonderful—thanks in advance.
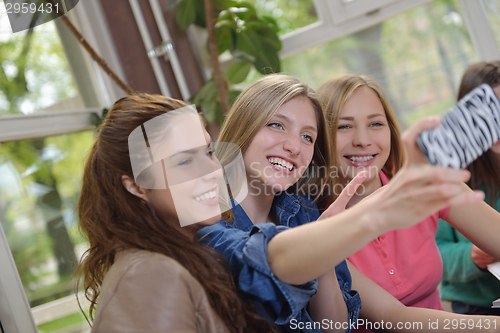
[447,188,500,262]
[349,262,500,333]
[267,207,381,285]
[309,268,348,333]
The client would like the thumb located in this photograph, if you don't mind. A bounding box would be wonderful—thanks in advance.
[328,171,368,211]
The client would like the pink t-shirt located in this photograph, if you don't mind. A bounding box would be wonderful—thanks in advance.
[348,171,450,331]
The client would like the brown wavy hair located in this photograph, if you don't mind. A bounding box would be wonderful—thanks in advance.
[77,93,275,332]
[458,61,500,206]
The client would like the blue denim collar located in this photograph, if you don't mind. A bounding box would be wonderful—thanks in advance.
[229,192,305,230]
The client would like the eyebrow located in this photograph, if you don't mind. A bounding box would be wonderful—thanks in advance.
[167,142,211,159]
[274,114,318,132]
[339,113,385,121]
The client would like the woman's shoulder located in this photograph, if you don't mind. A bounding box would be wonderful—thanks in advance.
[108,249,195,283]
[93,250,228,333]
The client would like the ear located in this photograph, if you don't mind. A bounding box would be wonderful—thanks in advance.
[122,175,149,201]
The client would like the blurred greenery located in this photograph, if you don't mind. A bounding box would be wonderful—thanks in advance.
[281,0,477,128]
[246,0,317,36]
[170,0,283,124]
[484,0,500,50]
[37,307,90,333]
[0,14,90,311]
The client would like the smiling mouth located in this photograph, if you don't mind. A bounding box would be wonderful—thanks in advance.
[346,155,376,162]
[268,157,295,171]
[194,189,217,202]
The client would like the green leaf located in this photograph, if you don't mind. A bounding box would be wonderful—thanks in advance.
[175,0,196,30]
[215,21,233,54]
[231,49,255,63]
[227,61,251,84]
[261,15,279,33]
[202,99,220,124]
[232,1,257,19]
[90,112,101,128]
[256,27,282,51]
[235,27,262,57]
[254,46,280,74]
[245,21,268,30]
[192,79,218,105]
[166,0,180,11]
[228,89,242,106]
[214,0,237,10]
[193,0,206,27]
[228,7,251,21]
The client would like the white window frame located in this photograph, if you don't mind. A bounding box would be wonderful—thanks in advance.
[278,0,500,61]
[0,0,126,143]
[0,1,125,329]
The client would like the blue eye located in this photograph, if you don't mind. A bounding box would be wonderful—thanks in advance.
[268,122,284,129]
[337,124,350,130]
[178,158,192,166]
[302,134,314,143]
[370,122,384,127]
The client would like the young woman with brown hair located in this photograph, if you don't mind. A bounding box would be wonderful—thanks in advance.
[437,61,500,316]
[77,93,276,333]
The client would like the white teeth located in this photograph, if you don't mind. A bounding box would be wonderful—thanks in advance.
[348,156,374,162]
[194,190,216,202]
[268,157,294,171]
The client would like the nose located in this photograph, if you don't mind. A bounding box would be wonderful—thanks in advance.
[283,133,301,156]
[200,154,222,182]
[352,127,371,148]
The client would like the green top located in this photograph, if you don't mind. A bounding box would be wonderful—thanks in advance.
[436,195,500,308]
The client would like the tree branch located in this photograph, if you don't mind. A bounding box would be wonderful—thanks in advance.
[204,0,229,115]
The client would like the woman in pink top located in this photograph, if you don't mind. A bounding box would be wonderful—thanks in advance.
[316,74,500,314]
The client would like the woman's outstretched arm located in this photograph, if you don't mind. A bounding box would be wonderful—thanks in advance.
[348,261,500,333]
[267,117,484,285]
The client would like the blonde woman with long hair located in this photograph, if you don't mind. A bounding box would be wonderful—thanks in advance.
[197,74,500,333]
[317,74,500,331]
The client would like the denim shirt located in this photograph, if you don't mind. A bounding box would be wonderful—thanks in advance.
[197,192,361,333]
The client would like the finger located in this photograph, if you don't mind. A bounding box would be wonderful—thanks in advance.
[402,116,441,146]
[402,116,441,165]
[333,171,368,208]
[393,165,471,187]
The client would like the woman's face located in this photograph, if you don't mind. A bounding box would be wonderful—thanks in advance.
[145,114,224,229]
[243,95,318,195]
[335,86,391,184]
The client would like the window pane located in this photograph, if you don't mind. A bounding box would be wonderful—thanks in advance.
[246,0,318,36]
[0,131,93,309]
[483,0,500,49]
[0,7,81,116]
[282,0,479,127]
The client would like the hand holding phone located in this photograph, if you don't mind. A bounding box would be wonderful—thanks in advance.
[417,84,500,168]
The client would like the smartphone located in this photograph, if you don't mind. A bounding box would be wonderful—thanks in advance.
[417,83,500,168]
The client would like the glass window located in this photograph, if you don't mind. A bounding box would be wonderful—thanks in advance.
[0,7,82,116]
[483,0,500,50]
[0,131,93,330]
[282,0,479,127]
[246,0,318,36]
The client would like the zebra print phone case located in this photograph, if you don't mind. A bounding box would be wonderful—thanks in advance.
[417,83,500,168]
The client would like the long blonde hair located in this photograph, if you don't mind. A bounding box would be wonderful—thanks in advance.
[219,74,332,209]
[317,74,404,200]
